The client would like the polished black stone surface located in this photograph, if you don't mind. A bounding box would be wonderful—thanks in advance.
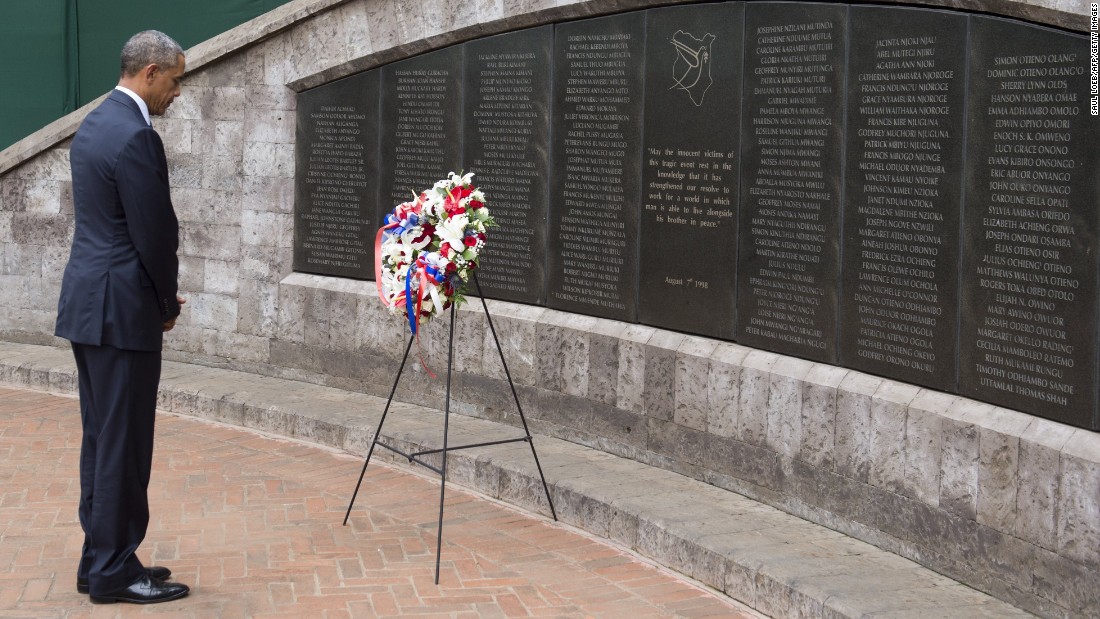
[959,16,1099,428]
[463,26,553,305]
[638,3,744,339]
[546,11,647,323]
[293,70,381,279]
[735,2,847,363]
[838,6,968,392]
[290,5,1100,430]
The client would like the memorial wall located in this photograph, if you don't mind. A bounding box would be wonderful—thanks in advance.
[294,2,1099,430]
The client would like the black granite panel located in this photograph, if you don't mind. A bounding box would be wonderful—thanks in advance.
[379,46,464,216]
[960,17,1100,429]
[735,2,847,362]
[463,27,553,305]
[290,6,1100,431]
[638,3,745,339]
[293,70,381,279]
[838,7,968,392]
[547,11,647,323]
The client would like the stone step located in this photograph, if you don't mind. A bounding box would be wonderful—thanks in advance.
[0,340,1033,618]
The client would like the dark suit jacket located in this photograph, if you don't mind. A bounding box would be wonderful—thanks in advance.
[56,89,181,352]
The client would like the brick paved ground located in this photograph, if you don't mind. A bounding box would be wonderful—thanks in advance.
[0,387,758,618]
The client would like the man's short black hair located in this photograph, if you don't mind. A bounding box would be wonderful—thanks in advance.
[120,30,182,78]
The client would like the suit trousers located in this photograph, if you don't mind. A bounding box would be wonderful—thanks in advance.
[71,342,161,595]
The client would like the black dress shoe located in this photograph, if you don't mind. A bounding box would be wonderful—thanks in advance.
[77,566,172,594]
[89,573,189,604]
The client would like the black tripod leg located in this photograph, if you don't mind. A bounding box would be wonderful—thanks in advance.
[343,336,415,526]
[435,302,457,584]
[473,273,558,521]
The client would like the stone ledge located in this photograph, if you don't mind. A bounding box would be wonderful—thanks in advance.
[0,340,1034,618]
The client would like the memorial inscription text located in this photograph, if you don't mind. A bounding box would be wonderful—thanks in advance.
[470,50,543,296]
[851,37,949,375]
[971,52,1083,407]
[743,18,836,354]
[841,10,967,391]
[644,145,735,288]
[299,104,371,271]
[390,68,451,204]
[552,30,637,313]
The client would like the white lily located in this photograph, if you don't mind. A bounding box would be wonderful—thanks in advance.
[436,213,469,252]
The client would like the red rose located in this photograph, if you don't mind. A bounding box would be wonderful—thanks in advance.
[463,236,478,247]
[469,200,484,210]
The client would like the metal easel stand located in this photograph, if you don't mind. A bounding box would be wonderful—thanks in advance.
[343,272,557,584]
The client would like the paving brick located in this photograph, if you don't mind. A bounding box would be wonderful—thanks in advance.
[0,342,1051,618]
[0,387,754,618]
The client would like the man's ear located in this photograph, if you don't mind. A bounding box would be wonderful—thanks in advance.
[143,63,159,83]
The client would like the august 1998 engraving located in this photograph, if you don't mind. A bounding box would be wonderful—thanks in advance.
[639,3,744,338]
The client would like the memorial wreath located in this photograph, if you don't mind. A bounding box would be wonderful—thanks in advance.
[376,172,495,335]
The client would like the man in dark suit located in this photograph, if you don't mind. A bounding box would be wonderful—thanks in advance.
[56,30,190,605]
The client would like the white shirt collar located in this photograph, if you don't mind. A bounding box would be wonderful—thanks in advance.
[114,86,152,126]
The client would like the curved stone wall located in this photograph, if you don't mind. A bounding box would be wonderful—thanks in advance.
[1,0,1098,617]
[294,1,1100,430]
